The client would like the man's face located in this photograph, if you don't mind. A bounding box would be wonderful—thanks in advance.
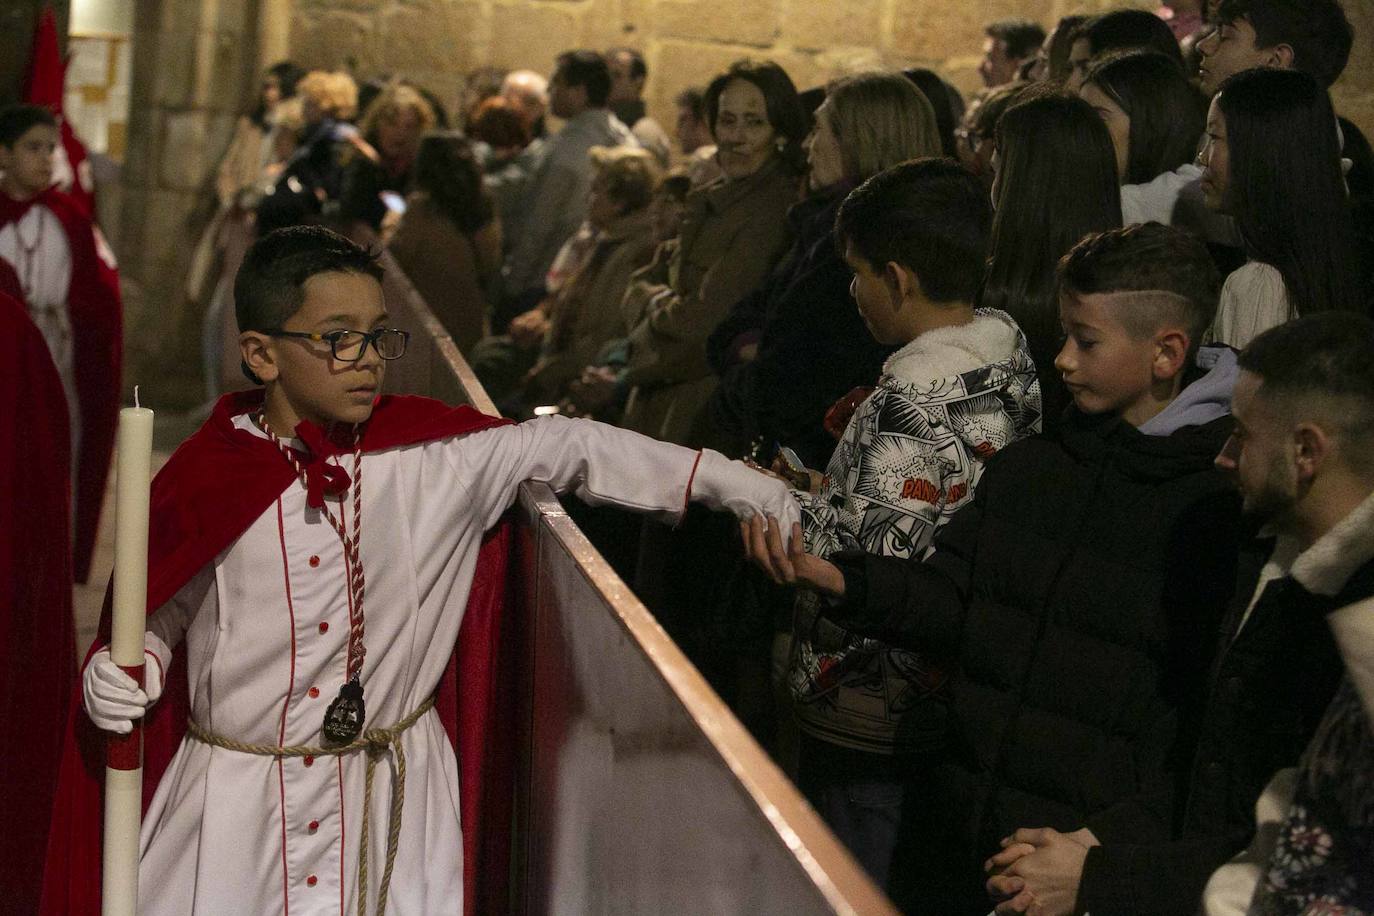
[1198,16,1275,96]
[607,53,642,105]
[0,123,58,197]
[1065,38,1094,92]
[1055,291,1163,425]
[1216,371,1300,524]
[246,271,389,429]
[1198,96,1231,212]
[548,68,585,119]
[979,37,1020,87]
[675,104,710,154]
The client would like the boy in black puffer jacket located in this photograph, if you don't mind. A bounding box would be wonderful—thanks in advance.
[742,223,1244,914]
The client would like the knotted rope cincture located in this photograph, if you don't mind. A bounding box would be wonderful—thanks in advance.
[186,694,435,915]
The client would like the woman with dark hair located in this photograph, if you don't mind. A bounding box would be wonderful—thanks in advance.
[1065,9,1184,91]
[386,131,500,352]
[1029,13,1089,82]
[1080,51,1207,224]
[617,58,808,446]
[1201,68,1364,348]
[901,68,965,158]
[982,89,1123,421]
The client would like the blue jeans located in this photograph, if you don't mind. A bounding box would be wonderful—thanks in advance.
[798,751,905,889]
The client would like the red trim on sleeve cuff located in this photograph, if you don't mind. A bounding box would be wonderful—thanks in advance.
[682,451,704,520]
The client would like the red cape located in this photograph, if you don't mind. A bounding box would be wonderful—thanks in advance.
[39,391,518,915]
[0,187,122,583]
[0,284,75,916]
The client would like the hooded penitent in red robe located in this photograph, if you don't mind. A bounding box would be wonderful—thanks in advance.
[0,187,122,584]
[0,278,75,916]
[23,5,97,220]
[38,391,518,916]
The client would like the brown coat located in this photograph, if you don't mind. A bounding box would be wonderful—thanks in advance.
[620,156,799,445]
[387,194,502,355]
[523,208,657,405]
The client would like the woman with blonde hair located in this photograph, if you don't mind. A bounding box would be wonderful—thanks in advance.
[704,70,942,465]
[341,82,437,230]
[256,69,362,234]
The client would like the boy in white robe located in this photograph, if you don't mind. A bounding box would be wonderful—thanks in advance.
[71,225,798,915]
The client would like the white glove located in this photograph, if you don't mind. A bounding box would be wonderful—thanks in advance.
[83,632,170,734]
[691,450,803,546]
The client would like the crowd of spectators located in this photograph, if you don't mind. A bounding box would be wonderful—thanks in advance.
[195,3,1374,911]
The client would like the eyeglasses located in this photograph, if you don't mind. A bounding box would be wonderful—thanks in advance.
[265,327,410,362]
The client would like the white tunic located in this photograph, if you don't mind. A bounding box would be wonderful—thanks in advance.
[134,414,784,915]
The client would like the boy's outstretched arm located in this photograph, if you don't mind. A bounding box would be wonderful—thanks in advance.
[449,414,800,540]
[744,485,985,660]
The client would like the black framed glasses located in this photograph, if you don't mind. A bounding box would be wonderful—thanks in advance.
[265,327,410,362]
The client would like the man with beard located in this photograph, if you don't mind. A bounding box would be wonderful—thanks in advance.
[985,313,1374,916]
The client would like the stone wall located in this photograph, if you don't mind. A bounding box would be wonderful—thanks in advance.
[287,0,1374,144]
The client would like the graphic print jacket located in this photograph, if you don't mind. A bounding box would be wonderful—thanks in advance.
[790,308,1042,754]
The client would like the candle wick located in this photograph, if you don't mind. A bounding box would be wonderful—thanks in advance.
[134,385,140,409]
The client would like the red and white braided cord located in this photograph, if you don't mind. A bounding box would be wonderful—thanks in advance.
[258,412,368,681]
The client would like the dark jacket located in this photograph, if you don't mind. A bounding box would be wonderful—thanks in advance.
[1076,539,1350,915]
[256,118,354,235]
[826,408,1243,914]
[339,152,411,231]
[702,188,892,467]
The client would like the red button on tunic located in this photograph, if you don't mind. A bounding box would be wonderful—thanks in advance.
[308,820,320,833]
[306,875,317,887]
[308,555,320,568]
[303,755,314,767]
[308,686,320,699]
[318,622,329,634]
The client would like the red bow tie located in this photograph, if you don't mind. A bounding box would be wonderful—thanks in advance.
[293,421,353,509]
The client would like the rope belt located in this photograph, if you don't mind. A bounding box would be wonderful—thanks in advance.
[186,694,437,915]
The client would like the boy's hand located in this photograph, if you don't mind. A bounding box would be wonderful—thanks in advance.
[509,308,551,348]
[740,517,846,597]
[83,637,169,734]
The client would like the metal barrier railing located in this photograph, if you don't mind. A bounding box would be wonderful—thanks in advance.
[365,230,896,915]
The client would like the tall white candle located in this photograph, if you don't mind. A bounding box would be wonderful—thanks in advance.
[104,395,153,916]
[109,400,153,667]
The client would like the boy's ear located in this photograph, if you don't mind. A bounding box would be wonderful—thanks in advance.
[1152,328,1190,382]
[240,331,279,384]
[1267,42,1296,71]
[884,261,919,309]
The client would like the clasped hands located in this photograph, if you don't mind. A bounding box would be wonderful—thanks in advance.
[983,826,1099,916]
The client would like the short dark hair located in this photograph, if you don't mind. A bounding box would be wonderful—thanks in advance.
[555,50,612,107]
[414,131,493,233]
[0,104,57,147]
[675,87,706,121]
[1085,51,1206,183]
[985,19,1048,61]
[1058,222,1221,349]
[1076,9,1184,68]
[835,157,992,304]
[704,59,811,174]
[235,226,384,334]
[1215,0,1353,87]
[1239,313,1374,472]
[608,47,647,80]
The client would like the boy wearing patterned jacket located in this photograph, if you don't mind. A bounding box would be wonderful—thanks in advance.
[785,159,1042,886]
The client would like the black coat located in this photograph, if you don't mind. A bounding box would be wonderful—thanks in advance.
[702,188,892,467]
[827,410,1243,914]
[1075,541,1354,915]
